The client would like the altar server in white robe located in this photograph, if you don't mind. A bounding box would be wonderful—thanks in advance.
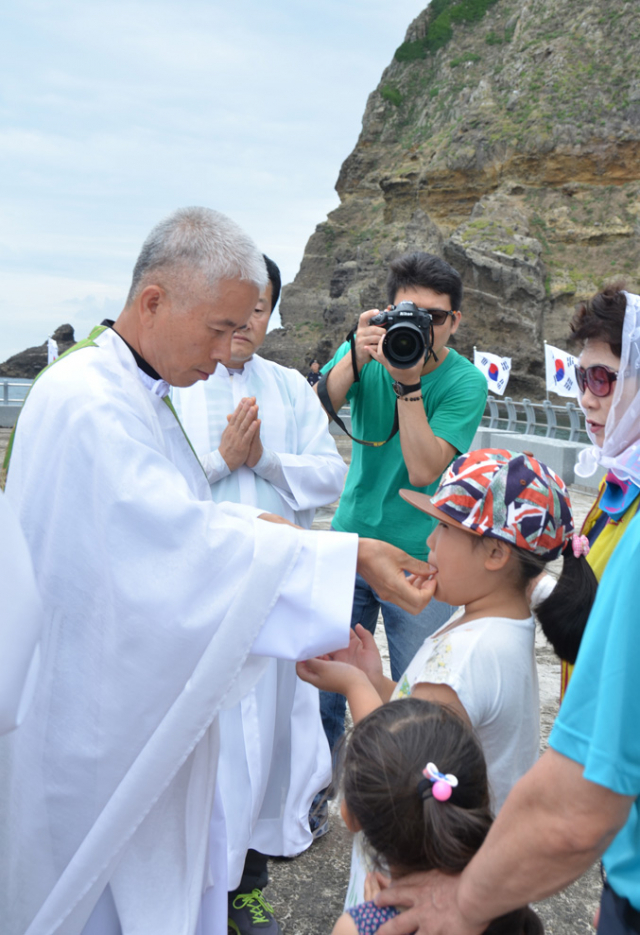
[0,489,42,735]
[174,254,347,934]
[0,207,437,935]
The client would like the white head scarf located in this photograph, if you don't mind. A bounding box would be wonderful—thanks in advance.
[575,291,640,486]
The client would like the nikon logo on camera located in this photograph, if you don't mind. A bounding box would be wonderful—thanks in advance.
[369,301,434,369]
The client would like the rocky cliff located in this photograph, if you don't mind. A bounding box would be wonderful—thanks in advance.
[262,0,640,397]
[0,325,76,378]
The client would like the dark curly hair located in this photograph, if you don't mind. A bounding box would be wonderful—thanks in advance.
[569,281,627,358]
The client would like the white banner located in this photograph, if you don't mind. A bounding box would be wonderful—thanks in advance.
[47,338,59,365]
[473,349,511,396]
[544,344,578,397]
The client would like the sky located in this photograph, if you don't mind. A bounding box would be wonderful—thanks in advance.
[0,0,427,363]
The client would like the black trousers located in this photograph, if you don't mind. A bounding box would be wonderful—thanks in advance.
[598,883,640,935]
[229,849,269,898]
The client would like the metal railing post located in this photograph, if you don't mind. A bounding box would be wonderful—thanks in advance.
[565,402,582,442]
[542,400,557,438]
[504,397,517,433]
[487,396,499,429]
[522,398,535,434]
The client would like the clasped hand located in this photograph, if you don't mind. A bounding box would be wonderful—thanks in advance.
[218,397,263,471]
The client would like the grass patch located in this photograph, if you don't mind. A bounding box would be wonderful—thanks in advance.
[450,52,481,66]
[381,85,402,106]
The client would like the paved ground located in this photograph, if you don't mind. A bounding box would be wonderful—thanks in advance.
[0,428,601,932]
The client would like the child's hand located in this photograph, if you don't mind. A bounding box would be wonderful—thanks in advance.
[296,657,366,696]
[330,625,384,689]
[364,871,390,901]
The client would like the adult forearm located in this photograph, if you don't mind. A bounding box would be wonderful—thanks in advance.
[457,751,628,926]
[397,401,452,487]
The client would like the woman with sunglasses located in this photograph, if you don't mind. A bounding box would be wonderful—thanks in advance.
[558,284,640,696]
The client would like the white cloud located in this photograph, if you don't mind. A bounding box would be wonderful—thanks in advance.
[0,0,427,363]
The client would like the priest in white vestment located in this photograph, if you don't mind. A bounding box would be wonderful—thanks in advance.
[174,254,347,934]
[0,207,436,935]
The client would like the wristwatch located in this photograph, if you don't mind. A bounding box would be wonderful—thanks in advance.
[391,379,422,398]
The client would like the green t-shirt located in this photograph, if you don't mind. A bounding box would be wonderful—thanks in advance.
[322,345,487,558]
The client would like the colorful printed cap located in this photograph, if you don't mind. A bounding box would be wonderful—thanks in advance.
[400,448,574,560]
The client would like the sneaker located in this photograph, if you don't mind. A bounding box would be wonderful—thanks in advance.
[308,796,329,840]
[228,889,282,935]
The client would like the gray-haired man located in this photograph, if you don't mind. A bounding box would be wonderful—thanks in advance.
[1,207,436,935]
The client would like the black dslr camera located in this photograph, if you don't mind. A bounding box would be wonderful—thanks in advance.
[369,301,434,369]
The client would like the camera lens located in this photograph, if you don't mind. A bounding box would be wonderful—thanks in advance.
[383,323,425,369]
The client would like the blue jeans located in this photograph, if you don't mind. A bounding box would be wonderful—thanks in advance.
[320,571,454,752]
[598,882,640,935]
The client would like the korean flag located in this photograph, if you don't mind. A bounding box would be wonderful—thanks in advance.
[544,344,577,397]
[473,349,512,396]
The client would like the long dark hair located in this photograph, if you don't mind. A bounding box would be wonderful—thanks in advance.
[513,545,598,665]
[343,699,543,934]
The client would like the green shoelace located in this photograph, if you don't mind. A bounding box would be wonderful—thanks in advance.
[231,889,275,925]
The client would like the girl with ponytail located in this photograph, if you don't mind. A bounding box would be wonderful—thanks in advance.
[333,699,542,935]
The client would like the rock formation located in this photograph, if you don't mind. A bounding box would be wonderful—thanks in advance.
[0,325,76,379]
[262,0,640,397]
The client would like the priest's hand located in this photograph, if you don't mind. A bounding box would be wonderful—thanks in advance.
[356,539,436,614]
[219,397,260,471]
[258,513,298,527]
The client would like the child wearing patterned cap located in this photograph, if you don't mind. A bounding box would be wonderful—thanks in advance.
[332,699,543,935]
[297,448,597,909]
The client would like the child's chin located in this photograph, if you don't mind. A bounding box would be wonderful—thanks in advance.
[433,584,451,606]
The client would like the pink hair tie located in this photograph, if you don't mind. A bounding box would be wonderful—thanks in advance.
[572,534,590,559]
[422,762,459,802]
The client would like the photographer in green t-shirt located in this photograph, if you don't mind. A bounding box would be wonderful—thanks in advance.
[316,251,487,752]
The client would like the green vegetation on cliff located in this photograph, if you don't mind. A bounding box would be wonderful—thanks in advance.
[395,0,500,61]
[266,0,640,400]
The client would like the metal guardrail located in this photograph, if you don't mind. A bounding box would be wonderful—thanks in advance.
[0,378,32,405]
[482,396,588,444]
[0,382,589,446]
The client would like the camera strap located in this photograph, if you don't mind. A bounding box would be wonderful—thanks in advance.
[348,328,360,384]
[317,370,401,447]
[318,329,401,447]
[317,322,429,447]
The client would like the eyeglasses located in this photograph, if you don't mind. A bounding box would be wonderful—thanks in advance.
[422,308,456,327]
[575,364,619,398]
